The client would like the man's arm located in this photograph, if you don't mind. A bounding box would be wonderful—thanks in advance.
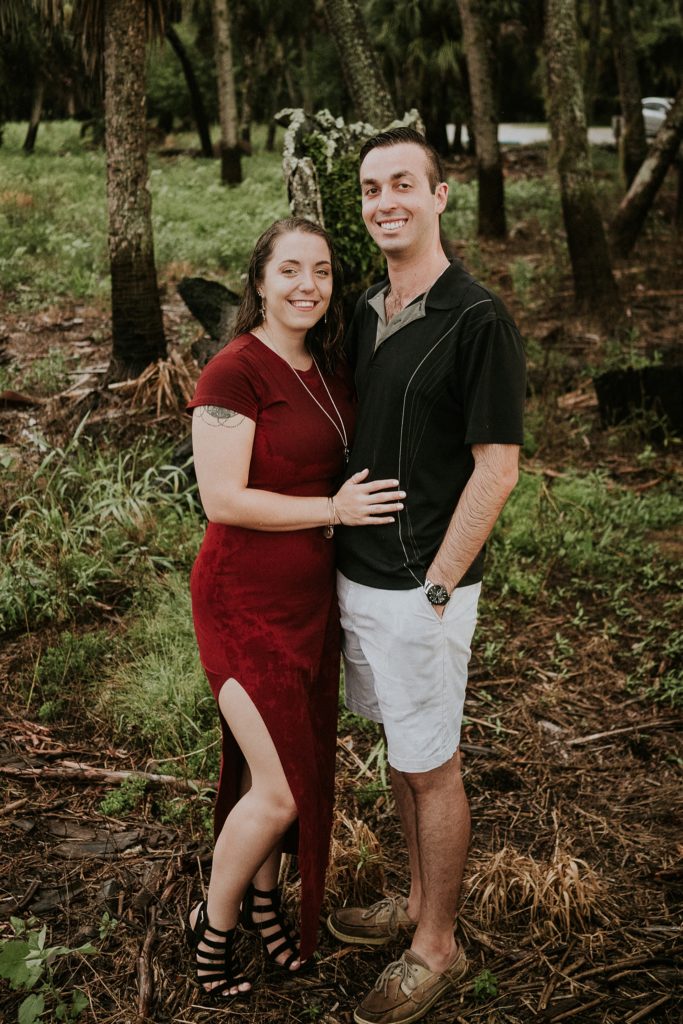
[426,443,520,610]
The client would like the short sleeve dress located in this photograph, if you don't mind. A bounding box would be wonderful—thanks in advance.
[187,332,355,957]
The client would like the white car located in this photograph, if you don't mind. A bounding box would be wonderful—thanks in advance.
[641,97,673,137]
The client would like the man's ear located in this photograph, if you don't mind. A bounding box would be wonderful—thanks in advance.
[435,181,448,214]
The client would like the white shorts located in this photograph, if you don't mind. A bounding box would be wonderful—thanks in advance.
[337,572,481,774]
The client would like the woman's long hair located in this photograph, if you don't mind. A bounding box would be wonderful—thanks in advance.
[232,218,345,374]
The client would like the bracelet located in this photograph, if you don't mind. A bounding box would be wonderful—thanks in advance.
[331,497,343,526]
[323,497,334,539]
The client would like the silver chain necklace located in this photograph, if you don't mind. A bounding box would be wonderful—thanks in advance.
[260,326,349,462]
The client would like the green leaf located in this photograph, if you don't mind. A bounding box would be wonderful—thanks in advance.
[0,939,33,988]
[71,989,89,1017]
[18,992,45,1024]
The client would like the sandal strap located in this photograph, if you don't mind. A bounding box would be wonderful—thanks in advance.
[189,901,251,995]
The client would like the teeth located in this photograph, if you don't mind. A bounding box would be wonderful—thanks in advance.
[379,219,406,231]
[290,301,315,308]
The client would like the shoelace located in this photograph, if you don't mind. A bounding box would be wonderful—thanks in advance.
[361,896,404,937]
[374,954,419,995]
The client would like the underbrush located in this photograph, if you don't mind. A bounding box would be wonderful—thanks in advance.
[0,424,201,633]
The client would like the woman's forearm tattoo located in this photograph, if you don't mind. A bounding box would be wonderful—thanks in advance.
[196,405,245,428]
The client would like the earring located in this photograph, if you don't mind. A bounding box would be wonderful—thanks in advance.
[324,311,328,325]
[259,294,266,321]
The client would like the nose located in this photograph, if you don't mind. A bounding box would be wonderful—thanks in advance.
[378,184,396,211]
[298,269,316,292]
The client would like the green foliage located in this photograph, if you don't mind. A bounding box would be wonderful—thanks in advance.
[30,629,111,720]
[0,427,201,633]
[487,470,682,603]
[100,573,220,779]
[0,917,95,1024]
[99,775,149,817]
[472,968,499,1001]
[303,131,384,289]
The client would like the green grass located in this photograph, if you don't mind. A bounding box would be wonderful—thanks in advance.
[0,121,288,307]
[99,572,220,781]
[0,426,202,633]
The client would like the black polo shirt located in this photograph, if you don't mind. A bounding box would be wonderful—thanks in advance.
[336,261,526,590]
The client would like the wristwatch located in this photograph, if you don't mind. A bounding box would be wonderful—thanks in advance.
[423,578,450,606]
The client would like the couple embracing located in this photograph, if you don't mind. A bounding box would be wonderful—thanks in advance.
[186,127,526,1024]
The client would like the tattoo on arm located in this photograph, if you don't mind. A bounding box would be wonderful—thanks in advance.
[195,405,246,428]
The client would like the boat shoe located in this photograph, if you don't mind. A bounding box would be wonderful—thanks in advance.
[327,896,416,946]
[353,946,468,1024]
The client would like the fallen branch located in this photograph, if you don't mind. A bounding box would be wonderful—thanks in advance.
[0,760,211,793]
[566,719,682,746]
[136,906,157,1022]
[625,994,672,1023]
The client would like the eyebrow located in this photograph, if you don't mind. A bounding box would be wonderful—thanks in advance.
[277,259,332,266]
[361,170,416,186]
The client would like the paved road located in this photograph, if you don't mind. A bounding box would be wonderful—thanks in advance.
[452,124,615,146]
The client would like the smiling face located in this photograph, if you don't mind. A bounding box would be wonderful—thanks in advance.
[258,230,333,341]
[360,142,448,261]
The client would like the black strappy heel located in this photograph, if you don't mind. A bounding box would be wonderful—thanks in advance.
[187,901,252,998]
[240,884,306,972]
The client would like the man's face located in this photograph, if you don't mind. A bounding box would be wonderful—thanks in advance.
[359,142,448,258]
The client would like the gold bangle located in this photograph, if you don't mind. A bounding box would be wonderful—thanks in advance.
[331,497,342,526]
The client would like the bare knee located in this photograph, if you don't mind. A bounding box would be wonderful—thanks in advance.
[253,786,298,831]
[400,751,463,796]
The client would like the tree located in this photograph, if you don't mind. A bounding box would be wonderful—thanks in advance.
[610,83,683,256]
[165,23,213,157]
[607,0,647,186]
[213,0,242,184]
[455,0,506,237]
[544,0,620,315]
[323,0,396,126]
[103,0,167,378]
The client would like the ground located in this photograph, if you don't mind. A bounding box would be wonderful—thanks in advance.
[1,150,681,1023]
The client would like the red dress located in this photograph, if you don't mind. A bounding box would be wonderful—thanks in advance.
[187,332,355,957]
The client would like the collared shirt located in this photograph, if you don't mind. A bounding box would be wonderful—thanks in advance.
[336,261,526,591]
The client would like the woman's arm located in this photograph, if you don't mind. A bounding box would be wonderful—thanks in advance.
[192,405,404,530]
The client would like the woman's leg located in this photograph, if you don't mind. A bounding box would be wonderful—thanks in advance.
[190,677,300,991]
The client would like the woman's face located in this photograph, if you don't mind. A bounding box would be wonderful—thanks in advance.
[258,230,333,339]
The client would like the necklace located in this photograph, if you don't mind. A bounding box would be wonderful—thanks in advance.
[259,327,349,462]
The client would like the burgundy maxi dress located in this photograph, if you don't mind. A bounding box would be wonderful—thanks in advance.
[187,332,355,958]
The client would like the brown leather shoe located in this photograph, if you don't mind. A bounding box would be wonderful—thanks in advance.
[327,896,416,946]
[353,947,468,1024]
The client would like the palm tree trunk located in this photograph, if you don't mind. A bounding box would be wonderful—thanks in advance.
[606,0,648,187]
[165,25,213,158]
[610,84,683,256]
[583,0,602,127]
[544,0,620,315]
[104,0,166,380]
[213,0,242,185]
[456,0,506,238]
[323,0,396,127]
[23,77,45,154]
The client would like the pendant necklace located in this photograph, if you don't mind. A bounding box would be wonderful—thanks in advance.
[260,326,349,463]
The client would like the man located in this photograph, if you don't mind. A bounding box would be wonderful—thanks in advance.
[328,127,526,1024]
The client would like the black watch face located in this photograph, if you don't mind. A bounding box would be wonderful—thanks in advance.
[427,584,449,606]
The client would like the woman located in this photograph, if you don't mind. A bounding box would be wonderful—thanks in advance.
[186,217,405,999]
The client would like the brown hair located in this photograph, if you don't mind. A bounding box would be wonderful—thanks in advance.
[232,217,345,373]
[359,127,445,193]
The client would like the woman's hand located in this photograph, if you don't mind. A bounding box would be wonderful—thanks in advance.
[333,468,405,526]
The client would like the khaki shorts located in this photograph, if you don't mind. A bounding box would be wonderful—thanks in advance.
[338,572,481,773]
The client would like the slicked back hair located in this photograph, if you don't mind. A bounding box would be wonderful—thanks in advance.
[359,128,445,193]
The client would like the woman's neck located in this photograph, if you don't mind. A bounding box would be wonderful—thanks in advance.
[252,323,312,370]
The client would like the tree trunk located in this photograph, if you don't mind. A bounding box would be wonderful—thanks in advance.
[544,0,620,314]
[23,77,45,154]
[456,0,506,237]
[610,84,683,256]
[104,0,166,380]
[583,0,602,127]
[165,25,213,158]
[323,0,396,126]
[213,0,242,184]
[606,0,647,186]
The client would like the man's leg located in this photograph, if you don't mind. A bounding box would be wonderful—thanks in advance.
[389,765,421,923]
[402,750,470,971]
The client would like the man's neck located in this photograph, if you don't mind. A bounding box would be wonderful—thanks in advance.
[385,249,450,314]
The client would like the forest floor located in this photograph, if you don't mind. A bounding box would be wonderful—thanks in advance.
[1,149,682,1024]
